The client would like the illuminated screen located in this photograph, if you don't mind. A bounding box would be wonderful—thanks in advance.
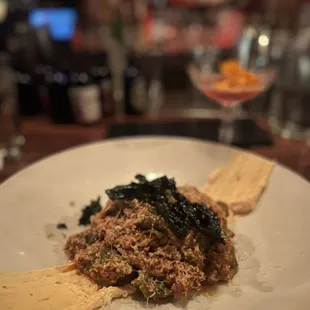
[29,8,77,41]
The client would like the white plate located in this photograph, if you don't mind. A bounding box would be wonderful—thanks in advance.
[0,136,309,310]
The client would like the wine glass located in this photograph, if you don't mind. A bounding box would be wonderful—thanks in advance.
[188,51,276,144]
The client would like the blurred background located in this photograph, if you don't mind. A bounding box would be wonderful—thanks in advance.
[1,0,310,177]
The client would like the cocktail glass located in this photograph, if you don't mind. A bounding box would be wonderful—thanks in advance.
[188,64,276,144]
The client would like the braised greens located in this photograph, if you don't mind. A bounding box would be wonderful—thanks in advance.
[79,197,102,226]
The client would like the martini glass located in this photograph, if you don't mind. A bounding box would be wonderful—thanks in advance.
[188,64,276,144]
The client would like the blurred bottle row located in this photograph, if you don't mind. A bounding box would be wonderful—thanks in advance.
[11,49,151,125]
[2,0,310,133]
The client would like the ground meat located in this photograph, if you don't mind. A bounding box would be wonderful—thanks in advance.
[169,262,206,298]
[65,186,238,300]
[65,228,93,260]
[181,232,206,268]
[132,272,172,299]
[204,239,238,283]
[154,245,182,261]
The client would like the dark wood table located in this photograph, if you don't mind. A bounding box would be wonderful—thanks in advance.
[1,116,310,183]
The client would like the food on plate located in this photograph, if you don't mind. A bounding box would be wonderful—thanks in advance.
[79,197,102,226]
[57,223,68,230]
[201,152,275,215]
[65,175,238,300]
[0,263,131,310]
[216,59,260,89]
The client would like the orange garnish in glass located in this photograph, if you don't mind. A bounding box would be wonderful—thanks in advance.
[216,60,260,89]
[220,59,242,76]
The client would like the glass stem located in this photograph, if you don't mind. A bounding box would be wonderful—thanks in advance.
[219,106,236,145]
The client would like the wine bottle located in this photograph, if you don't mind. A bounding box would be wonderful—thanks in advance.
[123,52,148,116]
[91,52,115,117]
[14,69,42,116]
[69,55,102,125]
[47,67,74,124]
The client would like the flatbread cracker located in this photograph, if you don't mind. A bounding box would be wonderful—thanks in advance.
[201,152,275,214]
[66,286,132,310]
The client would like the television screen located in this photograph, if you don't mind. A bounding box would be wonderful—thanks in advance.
[29,8,77,41]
